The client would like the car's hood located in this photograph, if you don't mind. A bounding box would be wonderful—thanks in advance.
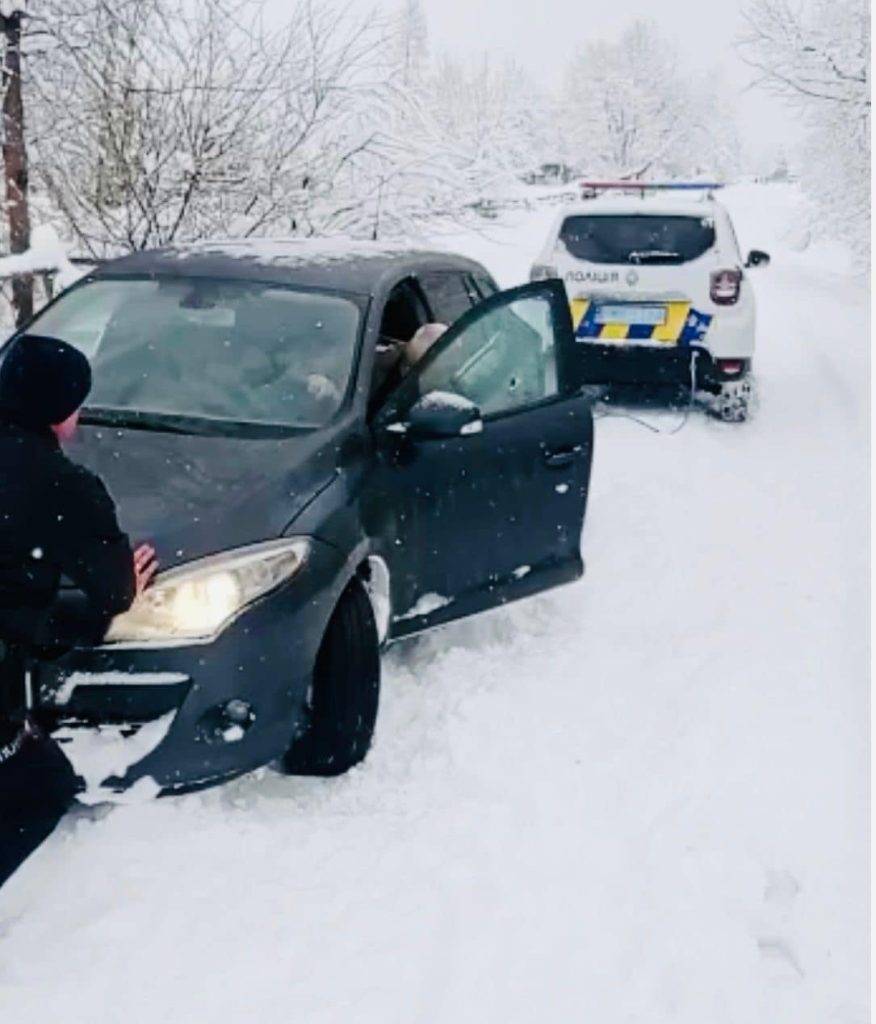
[67,425,338,569]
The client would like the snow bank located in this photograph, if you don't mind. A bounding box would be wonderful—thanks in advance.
[52,712,175,806]
[0,225,91,291]
[394,592,452,621]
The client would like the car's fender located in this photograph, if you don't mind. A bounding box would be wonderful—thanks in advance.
[703,282,757,359]
[282,451,386,639]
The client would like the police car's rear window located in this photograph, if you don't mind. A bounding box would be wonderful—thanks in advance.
[558,215,716,265]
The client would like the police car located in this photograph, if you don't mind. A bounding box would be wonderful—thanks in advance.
[530,182,770,421]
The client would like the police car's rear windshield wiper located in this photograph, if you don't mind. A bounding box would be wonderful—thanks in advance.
[628,250,682,265]
[79,407,313,438]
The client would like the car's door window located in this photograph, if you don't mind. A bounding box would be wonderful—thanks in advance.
[375,281,574,424]
[419,272,475,325]
[379,278,429,344]
[370,279,429,406]
[416,292,559,417]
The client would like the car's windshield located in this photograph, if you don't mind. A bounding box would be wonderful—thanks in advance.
[559,214,716,265]
[26,277,362,434]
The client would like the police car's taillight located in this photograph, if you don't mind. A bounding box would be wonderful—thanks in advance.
[530,264,558,282]
[717,359,743,376]
[710,268,742,305]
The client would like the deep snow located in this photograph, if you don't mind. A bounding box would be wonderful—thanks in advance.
[0,184,868,1024]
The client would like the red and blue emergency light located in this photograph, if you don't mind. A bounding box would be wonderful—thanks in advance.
[580,180,725,198]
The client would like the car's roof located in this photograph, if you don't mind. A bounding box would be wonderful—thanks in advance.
[91,238,491,297]
[557,193,723,220]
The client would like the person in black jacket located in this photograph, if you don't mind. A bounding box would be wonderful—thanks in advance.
[0,334,157,888]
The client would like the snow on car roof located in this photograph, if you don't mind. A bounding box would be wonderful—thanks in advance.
[92,237,488,297]
[174,236,421,262]
[559,192,721,219]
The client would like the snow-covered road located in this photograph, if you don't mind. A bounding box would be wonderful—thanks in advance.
[0,185,868,1024]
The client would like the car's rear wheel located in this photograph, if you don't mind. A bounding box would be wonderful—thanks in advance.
[281,577,381,777]
[713,375,754,423]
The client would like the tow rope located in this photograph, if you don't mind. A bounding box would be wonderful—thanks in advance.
[593,350,700,436]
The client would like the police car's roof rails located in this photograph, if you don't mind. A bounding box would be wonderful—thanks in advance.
[580,181,725,200]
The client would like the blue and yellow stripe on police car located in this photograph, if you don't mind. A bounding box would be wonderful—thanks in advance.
[570,299,712,346]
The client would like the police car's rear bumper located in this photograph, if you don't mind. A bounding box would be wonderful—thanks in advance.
[575,343,750,394]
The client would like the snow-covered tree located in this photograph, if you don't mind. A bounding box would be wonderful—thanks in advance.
[561,22,687,178]
[1,2,32,323]
[680,72,745,181]
[559,20,742,181]
[18,0,544,249]
[423,55,549,193]
[302,42,552,239]
[396,0,428,87]
[738,0,870,258]
[23,0,393,254]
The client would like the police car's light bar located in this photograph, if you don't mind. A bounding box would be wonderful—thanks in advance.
[580,181,725,192]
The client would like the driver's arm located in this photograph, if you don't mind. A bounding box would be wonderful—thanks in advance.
[369,335,408,411]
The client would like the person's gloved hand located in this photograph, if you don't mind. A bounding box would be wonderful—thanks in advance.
[133,543,158,597]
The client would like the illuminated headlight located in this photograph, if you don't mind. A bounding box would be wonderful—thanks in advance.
[104,538,310,646]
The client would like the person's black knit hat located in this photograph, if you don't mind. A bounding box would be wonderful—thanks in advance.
[0,334,92,428]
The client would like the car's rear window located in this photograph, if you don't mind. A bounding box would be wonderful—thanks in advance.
[558,215,716,265]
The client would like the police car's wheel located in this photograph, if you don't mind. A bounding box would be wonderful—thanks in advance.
[717,396,748,423]
[714,376,753,423]
[281,578,381,777]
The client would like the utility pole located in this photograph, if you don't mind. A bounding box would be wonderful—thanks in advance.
[1,5,32,326]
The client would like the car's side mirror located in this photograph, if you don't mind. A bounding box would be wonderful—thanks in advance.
[404,391,483,440]
[745,249,771,268]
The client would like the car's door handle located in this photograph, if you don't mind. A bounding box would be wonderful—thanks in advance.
[543,447,579,469]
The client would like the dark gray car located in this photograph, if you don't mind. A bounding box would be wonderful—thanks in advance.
[11,240,594,793]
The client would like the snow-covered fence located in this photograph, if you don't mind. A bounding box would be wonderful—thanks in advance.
[471,185,581,217]
[0,226,95,331]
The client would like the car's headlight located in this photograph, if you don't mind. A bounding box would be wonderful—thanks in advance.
[104,538,310,646]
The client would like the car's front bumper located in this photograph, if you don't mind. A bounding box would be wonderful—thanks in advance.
[35,539,348,794]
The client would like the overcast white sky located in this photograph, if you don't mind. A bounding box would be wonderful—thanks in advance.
[267,0,799,165]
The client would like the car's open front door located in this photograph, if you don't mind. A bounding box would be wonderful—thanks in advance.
[367,279,594,639]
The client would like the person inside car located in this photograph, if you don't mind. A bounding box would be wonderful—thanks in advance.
[0,335,158,888]
[371,322,448,409]
[402,322,448,374]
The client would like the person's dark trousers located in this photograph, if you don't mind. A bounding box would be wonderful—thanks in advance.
[0,643,78,890]
[0,732,79,889]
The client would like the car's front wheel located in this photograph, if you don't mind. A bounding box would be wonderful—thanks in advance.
[282,577,381,777]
